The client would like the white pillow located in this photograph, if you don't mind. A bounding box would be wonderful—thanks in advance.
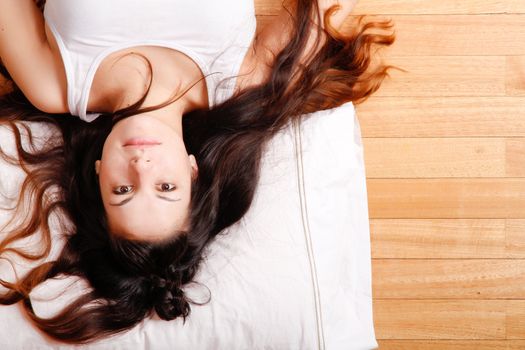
[0,101,377,350]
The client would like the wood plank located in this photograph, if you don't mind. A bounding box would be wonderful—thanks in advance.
[354,1,525,15]
[341,15,525,56]
[255,14,525,53]
[506,56,525,96]
[507,220,525,259]
[362,137,525,178]
[355,97,525,138]
[366,179,525,219]
[256,15,525,56]
[372,259,525,299]
[377,56,507,97]
[254,0,525,15]
[370,219,525,259]
[506,139,525,177]
[507,300,525,339]
[362,138,509,178]
[377,340,525,350]
[373,300,525,339]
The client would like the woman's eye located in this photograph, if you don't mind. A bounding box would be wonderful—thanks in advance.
[113,185,134,195]
[159,183,176,192]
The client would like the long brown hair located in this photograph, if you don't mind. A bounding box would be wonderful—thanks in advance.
[0,0,395,344]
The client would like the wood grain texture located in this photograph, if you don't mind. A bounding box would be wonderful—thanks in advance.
[506,56,525,96]
[343,15,525,57]
[372,259,525,299]
[370,219,525,259]
[377,340,525,350]
[362,137,525,178]
[367,179,525,218]
[507,220,525,259]
[373,300,525,339]
[254,0,525,15]
[377,56,507,97]
[353,0,525,15]
[355,97,525,137]
[506,139,525,177]
[362,138,513,178]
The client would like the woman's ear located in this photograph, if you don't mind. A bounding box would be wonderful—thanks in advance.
[189,155,198,180]
[95,160,101,175]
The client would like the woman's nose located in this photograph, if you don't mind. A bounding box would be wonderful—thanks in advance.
[130,154,152,170]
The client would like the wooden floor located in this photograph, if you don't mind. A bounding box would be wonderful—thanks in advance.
[256,1,525,349]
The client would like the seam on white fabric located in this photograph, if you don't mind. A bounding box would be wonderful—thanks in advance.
[292,119,326,350]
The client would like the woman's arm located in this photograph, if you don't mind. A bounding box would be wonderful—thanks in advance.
[0,0,68,112]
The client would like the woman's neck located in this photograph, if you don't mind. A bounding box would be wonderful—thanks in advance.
[88,46,209,117]
[136,102,186,138]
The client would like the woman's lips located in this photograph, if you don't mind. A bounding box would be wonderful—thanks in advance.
[123,138,162,147]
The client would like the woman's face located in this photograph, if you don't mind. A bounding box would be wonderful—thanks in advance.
[95,114,198,241]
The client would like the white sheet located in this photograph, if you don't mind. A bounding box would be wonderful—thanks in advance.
[0,102,377,349]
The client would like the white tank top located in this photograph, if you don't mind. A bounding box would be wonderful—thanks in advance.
[43,0,256,122]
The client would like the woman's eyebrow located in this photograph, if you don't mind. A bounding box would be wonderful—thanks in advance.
[109,195,181,206]
[110,196,134,207]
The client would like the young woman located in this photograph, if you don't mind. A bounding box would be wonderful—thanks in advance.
[0,0,394,344]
